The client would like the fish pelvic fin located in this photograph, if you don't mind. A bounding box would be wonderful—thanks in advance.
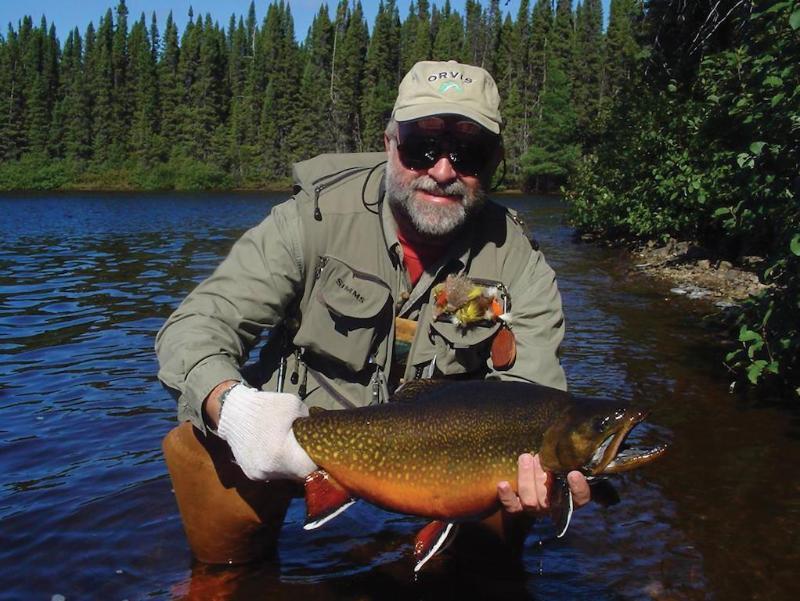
[549,475,574,538]
[413,520,459,573]
[303,469,356,530]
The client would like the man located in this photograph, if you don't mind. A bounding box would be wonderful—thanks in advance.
[157,60,590,566]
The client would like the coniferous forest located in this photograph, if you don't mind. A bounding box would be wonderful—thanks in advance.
[0,0,628,191]
[0,0,798,397]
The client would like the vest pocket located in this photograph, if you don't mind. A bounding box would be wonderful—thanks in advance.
[428,319,500,375]
[405,301,501,379]
[294,255,392,372]
[406,283,504,379]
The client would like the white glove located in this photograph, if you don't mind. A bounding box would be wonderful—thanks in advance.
[216,384,317,481]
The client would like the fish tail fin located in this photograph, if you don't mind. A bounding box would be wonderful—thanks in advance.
[413,520,459,573]
[303,469,355,530]
[549,475,574,538]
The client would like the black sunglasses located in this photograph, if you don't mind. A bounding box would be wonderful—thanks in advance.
[396,120,499,177]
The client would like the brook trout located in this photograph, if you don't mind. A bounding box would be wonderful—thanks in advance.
[292,379,666,571]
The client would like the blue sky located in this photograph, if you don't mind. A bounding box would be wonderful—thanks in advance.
[1,1,610,43]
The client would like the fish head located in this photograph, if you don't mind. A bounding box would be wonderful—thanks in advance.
[540,398,666,476]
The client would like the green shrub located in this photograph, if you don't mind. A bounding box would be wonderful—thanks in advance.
[0,155,78,190]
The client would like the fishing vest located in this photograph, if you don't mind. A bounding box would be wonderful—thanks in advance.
[255,152,530,410]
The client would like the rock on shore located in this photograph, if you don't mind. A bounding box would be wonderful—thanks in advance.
[629,239,768,308]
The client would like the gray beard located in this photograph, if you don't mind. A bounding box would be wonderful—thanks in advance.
[385,159,488,238]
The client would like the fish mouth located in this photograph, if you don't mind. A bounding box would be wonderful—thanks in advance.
[587,411,668,475]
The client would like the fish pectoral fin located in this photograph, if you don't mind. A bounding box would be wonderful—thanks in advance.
[303,469,356,530]
[549,476,574,538]
[413,520,459,573]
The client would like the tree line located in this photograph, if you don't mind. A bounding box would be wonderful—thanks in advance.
[0,0,641,190]
[567,0,799,399]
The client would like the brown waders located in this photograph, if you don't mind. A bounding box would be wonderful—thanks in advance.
[162,422,299,564]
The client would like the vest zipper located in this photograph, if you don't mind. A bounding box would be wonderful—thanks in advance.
[368,354,388,404]
[313,256,328,281]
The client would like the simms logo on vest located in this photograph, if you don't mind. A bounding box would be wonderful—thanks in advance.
[428,71,473,94]
[336,277,365,303]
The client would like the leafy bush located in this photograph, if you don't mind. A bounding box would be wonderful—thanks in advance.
[726,235,799,395]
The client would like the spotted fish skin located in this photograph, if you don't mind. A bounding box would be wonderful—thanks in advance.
[293,379,653,521]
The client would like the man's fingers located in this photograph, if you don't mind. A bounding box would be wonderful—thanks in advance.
[517,453,549,511]
[567,470,591,508]
[516,453,538,509]
[531,454,549,509]
[499,454,575,516]
[497,480,523,513]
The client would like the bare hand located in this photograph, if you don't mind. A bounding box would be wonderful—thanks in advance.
[497,453,590,515]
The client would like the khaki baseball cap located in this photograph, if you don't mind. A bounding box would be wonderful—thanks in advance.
[392,60,502,134]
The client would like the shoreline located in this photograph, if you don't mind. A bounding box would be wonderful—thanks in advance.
[577,234,767,309]
[628,239,767,308]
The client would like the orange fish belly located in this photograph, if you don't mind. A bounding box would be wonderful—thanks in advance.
[325,462,517,520]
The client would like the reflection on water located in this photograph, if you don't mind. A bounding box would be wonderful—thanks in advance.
[1,193,798,600]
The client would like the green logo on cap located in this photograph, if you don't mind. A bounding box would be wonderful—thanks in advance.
[438,81,463,94]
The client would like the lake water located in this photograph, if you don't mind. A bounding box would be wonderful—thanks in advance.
[1,193,798,600]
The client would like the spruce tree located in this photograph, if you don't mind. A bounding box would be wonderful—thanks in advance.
[150,12,160,62]
[463,0,483,65]
[361,0,401,151]
[57,28,92,161]
[529,0,552,117]
[258,1,300,178]
[605,0,642,102]
[431,0,464,60]
[573,0,604,145]
[174,9,201,158]
[244,5,268,162]
[82,22,97,159]
[111,0,130,162]
[245,1,257,54]
[330,0,368,152]
[22,18,52,156]
[43,22,62,154]
[197,13,228,167]
[128,13,160,164]
[409,0,432,66]
[501,0,532,184]
[287,5,336,163]
[481,0,502,74]
[399,1,418,73]
[522,0,579,191]
[158,12,180,153]
[227,15,251,181]
[90,9,116,164]
[0,25,27,159]
[551,0,575,72]
[260,78,282,178]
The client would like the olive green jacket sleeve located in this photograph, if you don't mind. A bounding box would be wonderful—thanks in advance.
[490,230,567,391]
[155,200,305,430]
